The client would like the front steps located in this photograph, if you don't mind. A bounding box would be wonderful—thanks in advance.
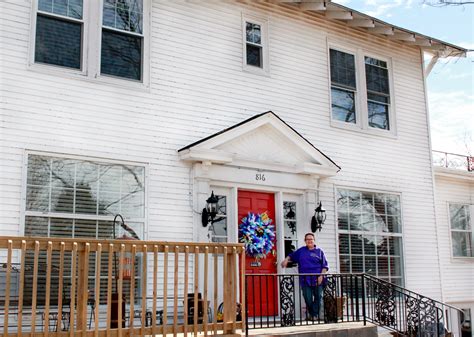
[245,322,377,337]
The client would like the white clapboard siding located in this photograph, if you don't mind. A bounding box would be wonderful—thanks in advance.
[0,0,444,299]
[434,174,474,304]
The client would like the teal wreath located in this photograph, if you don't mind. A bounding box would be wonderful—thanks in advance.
[239,212,275,259]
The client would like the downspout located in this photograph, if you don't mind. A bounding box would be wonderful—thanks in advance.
[421,49,445,302]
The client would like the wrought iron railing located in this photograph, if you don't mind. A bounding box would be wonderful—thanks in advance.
[433,150,473,172]
[245,273,463,336]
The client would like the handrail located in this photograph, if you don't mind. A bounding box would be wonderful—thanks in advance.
[363,274,463,312]
[432,150,473,172]
[244,273,463,337]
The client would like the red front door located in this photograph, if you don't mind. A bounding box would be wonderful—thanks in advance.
[238,190,277,317]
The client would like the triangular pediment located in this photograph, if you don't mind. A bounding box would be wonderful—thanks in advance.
[178,111,340,177]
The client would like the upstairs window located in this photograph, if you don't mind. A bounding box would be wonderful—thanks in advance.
[449,204,473,257]
[35,0,84,69]
[245,22,263,68]
[365,57,391,130]
[242,16,268,74]
[330,49,357,124]
[101,0,144,81]
[329,47,394,134]
[31,0,149,85]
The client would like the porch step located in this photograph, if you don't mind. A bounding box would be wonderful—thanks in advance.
[246,322,377,337]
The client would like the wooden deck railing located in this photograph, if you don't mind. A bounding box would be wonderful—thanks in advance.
[0,236,245,337]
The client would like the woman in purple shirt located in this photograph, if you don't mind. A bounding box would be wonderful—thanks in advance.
[281,232,329,320]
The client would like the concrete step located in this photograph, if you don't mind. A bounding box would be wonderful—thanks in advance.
[246,322,378,337]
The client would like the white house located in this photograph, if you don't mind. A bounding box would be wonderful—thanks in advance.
[0,0,471,335]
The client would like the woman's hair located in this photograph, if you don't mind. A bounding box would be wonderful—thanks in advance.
[304,232,315,240]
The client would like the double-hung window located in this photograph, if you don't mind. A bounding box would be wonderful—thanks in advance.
[101,0,144,81]
[330,49,357,124]
[24,153,146,304]
[242,16,268,74]
[35,0,84,70]
[449,204,473,257]
[329,47,394,132]
[365,57,391,130]
[31,0,148,84]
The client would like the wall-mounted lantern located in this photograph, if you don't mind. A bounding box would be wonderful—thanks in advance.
[201,191,219,227]
[310,201,326,232]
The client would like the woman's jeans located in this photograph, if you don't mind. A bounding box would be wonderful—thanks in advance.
[301,285,323,318]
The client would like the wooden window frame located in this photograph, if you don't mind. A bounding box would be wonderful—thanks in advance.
[448,203,474,259]
[242,14,269,76]
[28,0,151,88]
[328,42,397,137]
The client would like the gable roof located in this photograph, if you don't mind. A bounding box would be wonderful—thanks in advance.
[279,0,466,58]
[178,111,341,177]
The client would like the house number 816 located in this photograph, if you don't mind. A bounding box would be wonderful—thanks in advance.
[255,173,266,181]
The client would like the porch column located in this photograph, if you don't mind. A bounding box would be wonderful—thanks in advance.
[194,162,212,243]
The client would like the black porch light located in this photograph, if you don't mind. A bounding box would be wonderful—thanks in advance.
[202,191,219,227]
[311,201,326,232]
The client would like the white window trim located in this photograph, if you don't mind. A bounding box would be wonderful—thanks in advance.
[447,202,474,260]
[20,150,149,238]
[28,0,151,89]
[334,185,406,284]
[327,44,363,131]
[242,14,270,76]
[327,40,397,137]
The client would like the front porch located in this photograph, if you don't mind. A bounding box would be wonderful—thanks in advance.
[0,236,463,337]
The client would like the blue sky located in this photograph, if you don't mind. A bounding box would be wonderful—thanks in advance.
[333,0,473,155]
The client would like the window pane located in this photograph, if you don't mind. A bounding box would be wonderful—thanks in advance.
[335,234,348,255]
[388,237,402,256]
[331,87,356,123]
[121,192,144,218]
[25,216,49,236]
[285,240,297,265]
[365,58,389,94]
[340,255,350,273]
[75,188,98,214]
[365,256,376,275]
[75,219,97,238]
[368,101,389,130]
[27,156,51,186]
[351,256,363,272]
[211,195,227,243]
[378,256,389,276]
[377,237,388,256]
[363,235,376,255]
[38,0,83,19]
[211,218,227,241]
[450,204,470,230]
[389,257,402,277]
[246,22,261,44]
[26,185,50,211]
[246,44,262,68]
[452,232,473,257]
[101,29,142,81]
[350,235,363,254]
[51,187,74,213]
[35,15,82,69]
[102,0,143,33]
[50,218,73,237]
[330,49,356,88]
[76,162,98,190]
